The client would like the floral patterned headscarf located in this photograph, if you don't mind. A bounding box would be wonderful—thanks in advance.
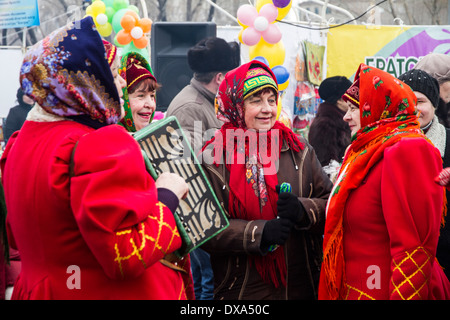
[19,16,122,128]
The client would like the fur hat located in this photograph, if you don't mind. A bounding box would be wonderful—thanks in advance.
[414,53,450,84]
[398,69,440,109]
[188,37,240,73]
[318,76,352,105]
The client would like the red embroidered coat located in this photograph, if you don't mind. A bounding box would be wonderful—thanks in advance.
[1,120,193,299]
[341,138,450,300]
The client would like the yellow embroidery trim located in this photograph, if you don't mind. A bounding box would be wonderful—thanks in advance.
[114,201,180,277]
[391,246,431,300]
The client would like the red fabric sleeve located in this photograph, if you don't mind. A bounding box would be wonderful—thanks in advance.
[69,125,182,280]
[381,138,444,300]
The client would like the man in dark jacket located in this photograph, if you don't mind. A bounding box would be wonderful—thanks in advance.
[4,88,34,144]
[308,76,352,168]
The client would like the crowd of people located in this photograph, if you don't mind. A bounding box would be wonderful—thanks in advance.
[1,16,450,300]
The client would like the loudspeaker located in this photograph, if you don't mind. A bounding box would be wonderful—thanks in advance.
[151,22,217,112]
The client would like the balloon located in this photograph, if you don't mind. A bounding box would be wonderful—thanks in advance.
[90,0,105,16]
[262,24,281,44]
[130,26,143,39]
[133,36,148,49]
[242,27,261,46]
[253,16,268,32]
[85,5,93,16]
[121,13,136,30]
[249,39,285,68]
[238,28,245,44]
[276,98,282,120]
[278,79,289,91]
[96,13,108,25]
[113,0,129,11]
[122,42,149,60]
[112,8,130,32]
[103,0,114,7]
[256,0,292,20]
[272,65,290,84]
[258,3,278,22]
[253,56,269,66]
[273,0,291,8]
[97,22,112,37]
[237,4,258,26]
[138,18,152,33]
[128,4,139,14]
[116,29,132,45]
[105,7,116,23]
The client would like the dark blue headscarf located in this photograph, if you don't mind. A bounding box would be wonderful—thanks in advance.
[19,16,122,128]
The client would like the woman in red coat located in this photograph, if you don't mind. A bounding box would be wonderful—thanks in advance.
[319,64,450,300]
[0,17,193,300]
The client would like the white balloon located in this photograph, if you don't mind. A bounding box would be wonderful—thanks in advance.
[130,26,143,39]
[253,16,269,32]
[96,13,108,26]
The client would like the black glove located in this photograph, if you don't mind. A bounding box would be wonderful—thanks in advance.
[261,218,293,248]
[276,191,306,224]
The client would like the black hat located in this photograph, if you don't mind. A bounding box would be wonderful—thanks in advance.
[188,37,240,73]
[398,69,440,109]
[318,76,352,104]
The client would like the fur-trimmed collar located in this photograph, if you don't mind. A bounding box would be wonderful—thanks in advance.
[425,115,446,157]
[26,104,67,123]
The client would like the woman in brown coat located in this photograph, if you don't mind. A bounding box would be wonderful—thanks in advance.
[200,60,333,300]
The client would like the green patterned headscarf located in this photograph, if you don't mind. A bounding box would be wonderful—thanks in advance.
[119,52,156,132]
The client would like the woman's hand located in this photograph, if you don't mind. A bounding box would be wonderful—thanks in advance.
[155,172,189,200]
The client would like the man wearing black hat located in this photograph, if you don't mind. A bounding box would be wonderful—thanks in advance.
[165,36,240,300]
[166,37,240,151]
[308,76,352,171]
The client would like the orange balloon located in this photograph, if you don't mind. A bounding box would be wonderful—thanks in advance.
[133,36,148,49]
[138,18,152,33]
[116,30,132,45]
[120,14,136,31]
[125,10,140,21]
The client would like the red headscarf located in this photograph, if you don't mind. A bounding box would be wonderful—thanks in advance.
[203,60,303,287]
[318,63,431,299]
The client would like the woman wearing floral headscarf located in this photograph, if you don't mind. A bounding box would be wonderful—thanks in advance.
[0,17,193,300]
[200,60,332,300]
[319,63,450,300]
[119,51,159,132]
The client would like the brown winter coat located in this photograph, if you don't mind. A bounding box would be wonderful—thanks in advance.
[200,137,333,300]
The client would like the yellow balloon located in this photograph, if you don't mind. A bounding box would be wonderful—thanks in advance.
[278,79,289,91]
[276,97,282,120]
[249,39,285,68]
[91,0,106,16]
[238,28,244,44]
[255,0,292,21]
[86,5,93,15]
[97,22,112,37]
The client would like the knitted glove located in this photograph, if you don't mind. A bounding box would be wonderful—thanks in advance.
[276,191,306,224]
[261,218,293,247]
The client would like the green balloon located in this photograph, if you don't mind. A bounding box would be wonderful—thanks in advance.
[111,7,129,33]
[103,0,114,7]
[112,0,129,11]
[128,4,139,14]
[105,7,115,23]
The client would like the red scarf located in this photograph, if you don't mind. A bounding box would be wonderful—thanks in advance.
[203,61,304,287]
[318,64,435,299]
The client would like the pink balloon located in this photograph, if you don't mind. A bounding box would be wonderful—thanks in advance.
[237,4,258,26]
[262,24,282,44]
[259,3,278,23]
[242,27,261,46]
